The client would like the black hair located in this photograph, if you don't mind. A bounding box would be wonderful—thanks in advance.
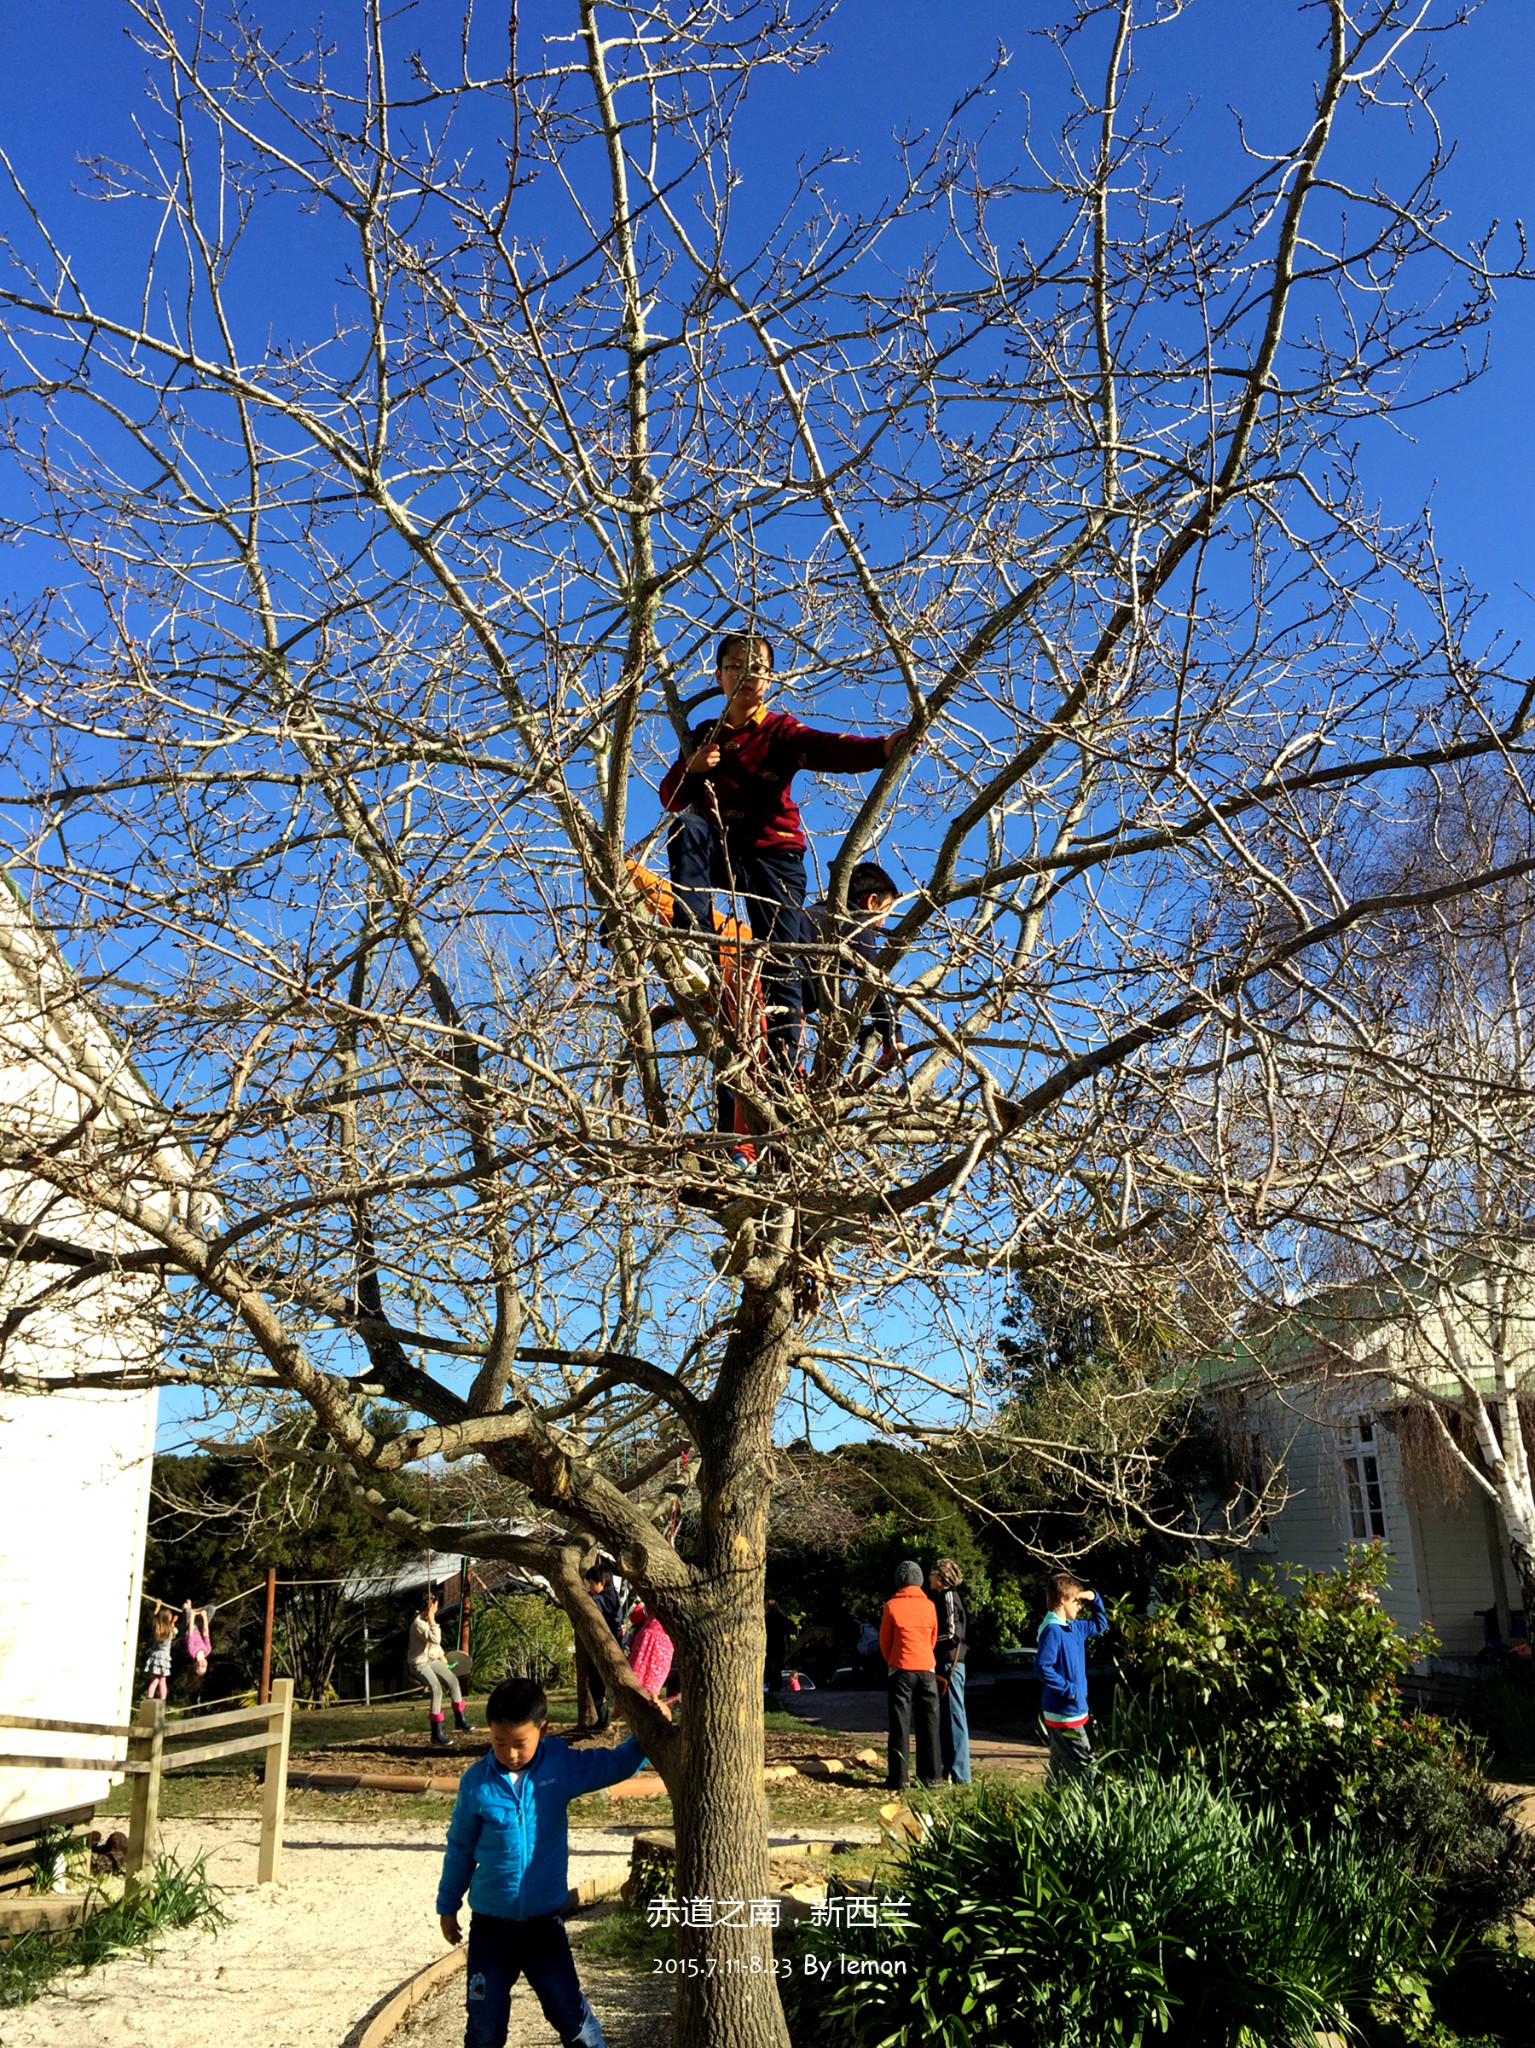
[716,632,774,672]
[848,862,898,908]
[486,1677,549,1727]
[585,1566,610,1587]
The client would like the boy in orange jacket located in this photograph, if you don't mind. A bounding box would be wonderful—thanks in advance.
[879,1559,941,1792]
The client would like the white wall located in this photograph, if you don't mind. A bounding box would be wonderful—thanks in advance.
[0,880,180,1825]
[1227,1374,1506,1656]
[0,1386,157,1823]
[1232,1380,1423,1640]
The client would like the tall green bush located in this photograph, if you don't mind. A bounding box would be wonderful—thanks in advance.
[782,1773,1433,2048]
[1111,1551,1535,1936]
[1116,1549,1447,1819]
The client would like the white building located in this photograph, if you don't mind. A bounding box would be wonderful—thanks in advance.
[1208,1350,1521,1662]
[0,874,191,1834]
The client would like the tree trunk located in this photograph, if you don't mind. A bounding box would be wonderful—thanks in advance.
[1491,1474,1535,1632]
[664,1269,796,2048]
[574,1644,597,1730]
[670,1588,789,2048]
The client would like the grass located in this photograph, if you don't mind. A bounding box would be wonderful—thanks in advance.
[100,1758,998,1831]
[98,1692,1007,1832]
[0,1855,223,2009]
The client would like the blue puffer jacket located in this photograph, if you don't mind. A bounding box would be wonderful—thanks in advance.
[436,1735,646,1920]
[1035,1596,1108,1723]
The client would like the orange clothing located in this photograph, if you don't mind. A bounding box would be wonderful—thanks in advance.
[879,1585,939,1672]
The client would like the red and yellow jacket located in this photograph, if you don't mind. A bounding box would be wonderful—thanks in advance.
[659,706,889,852]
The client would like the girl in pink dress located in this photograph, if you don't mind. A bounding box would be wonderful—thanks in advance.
[626,1603,676,1700]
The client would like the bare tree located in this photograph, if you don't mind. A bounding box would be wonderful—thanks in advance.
[1238,763,1535,1619]
[0,3,1532,2039]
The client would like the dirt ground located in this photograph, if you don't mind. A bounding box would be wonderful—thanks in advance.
[392,1935,674,2048]
[0,1815,637,2048]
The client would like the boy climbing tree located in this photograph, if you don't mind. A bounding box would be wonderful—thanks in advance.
[660,634,910,1114]
[805,860,908,1089]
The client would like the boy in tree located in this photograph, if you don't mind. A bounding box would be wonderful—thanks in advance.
[660,633,910,1080]
[805,858,907,1084]
[437,1675,662,2048]
[1035,1573,1108,1784]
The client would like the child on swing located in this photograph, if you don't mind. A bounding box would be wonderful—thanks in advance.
[659,632,911,1167]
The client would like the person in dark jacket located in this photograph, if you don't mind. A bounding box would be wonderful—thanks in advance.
[929,1558,971,1784]
[764,1598,795,1695]
[1035,1572,1108,1783]
[660,633,910,1091]
[803,861,906,1085]
[582,1566,625,1732]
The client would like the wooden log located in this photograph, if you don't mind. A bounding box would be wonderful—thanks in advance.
[605,1773,667,1800]
[159,1730,282,1772]
[0,1753,143,1775]
[162,1703,282,1740]
[0,1894,108,1938]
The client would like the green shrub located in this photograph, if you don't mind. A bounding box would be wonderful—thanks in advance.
[1110,1554,1535,1938]
[1116,1548,1451,1824]
[470,1592,573,1688]
[781,1772,1434,2048]
[0,1854,223,2008]
[1423,1941,1535,2045]
[1462,1667,1535,1781]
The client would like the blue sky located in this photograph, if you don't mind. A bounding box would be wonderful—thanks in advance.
[0,1,1528,629]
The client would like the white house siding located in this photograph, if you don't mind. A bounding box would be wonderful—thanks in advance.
[0,1384,156,1822]
[1398,1473,1513,1657]
[1231,1378,1436,1646]
[0,878,186,1827]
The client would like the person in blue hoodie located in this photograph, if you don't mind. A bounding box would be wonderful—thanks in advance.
[437,1675,662,2048]
[1035,1572,1108,1784]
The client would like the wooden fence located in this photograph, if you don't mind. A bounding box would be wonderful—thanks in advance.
[0,1678,294,1888]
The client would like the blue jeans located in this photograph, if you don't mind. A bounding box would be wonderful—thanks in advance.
[941,1662,971,1783]
[464,1913,604,2048]
[1043,1719,1097,1787]
[666,812,809,1059]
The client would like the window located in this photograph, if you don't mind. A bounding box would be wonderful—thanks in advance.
[1343,1449,1385,1539]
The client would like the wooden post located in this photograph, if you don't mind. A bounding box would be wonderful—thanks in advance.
[123,1694,164,1893]
[459,1559,472,1657]
[258,1567,276,1706]
[257,1677,293,1884]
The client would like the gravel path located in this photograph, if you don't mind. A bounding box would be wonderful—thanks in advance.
[392,1934,673,2048]
[0,1817,639,2048]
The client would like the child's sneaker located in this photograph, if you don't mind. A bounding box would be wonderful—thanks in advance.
[655,937,713,999]
[726,1144,758,1180]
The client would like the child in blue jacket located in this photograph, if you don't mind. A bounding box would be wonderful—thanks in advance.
[437,1675,658,2048]
[1035,1573,1108,1784]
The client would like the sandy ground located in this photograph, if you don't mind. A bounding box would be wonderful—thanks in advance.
[393,1933,674,2048]
[0,1816,640,2048]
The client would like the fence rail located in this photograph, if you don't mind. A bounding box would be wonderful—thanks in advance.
[1,1680,294,1888]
